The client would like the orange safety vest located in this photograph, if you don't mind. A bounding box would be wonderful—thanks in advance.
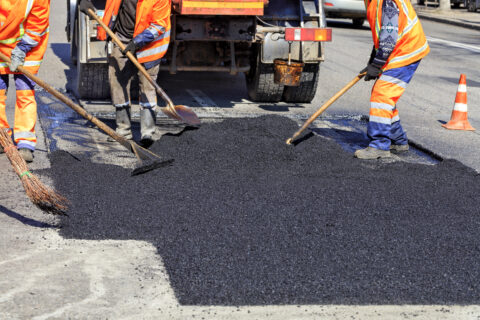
[0,0,50,74]
[366,0,429,71]
[98,0,171,64]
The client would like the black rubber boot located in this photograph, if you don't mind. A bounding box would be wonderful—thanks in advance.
[140,108,156,147]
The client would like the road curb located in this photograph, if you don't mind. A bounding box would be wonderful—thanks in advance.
[417,12,480,31]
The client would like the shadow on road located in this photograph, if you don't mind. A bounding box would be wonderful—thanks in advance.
[0,204,57,228]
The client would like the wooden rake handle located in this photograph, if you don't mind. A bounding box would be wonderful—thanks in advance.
[0,51,133,151]
[87,9,175,109]
[286,72,366,145]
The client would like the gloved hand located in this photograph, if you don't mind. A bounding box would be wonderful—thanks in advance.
[364,63,382,81]
[9,46,26,72]
[121,40,139,56]
[79,0,96,15]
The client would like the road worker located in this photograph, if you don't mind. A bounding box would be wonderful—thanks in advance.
[0,0,50,162]
[354,0,429,159]
[79,0,171,147]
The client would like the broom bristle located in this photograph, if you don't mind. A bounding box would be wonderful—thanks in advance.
[0,129,69,215]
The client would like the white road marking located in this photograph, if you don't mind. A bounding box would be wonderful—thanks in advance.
[186,89,219,108]
[427,36,480,53]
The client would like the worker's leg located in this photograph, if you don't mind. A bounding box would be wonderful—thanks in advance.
[0,75,9,153]
[138,63,160,144]
[13,74,37,162]
[367,61,420,150]
[0,74,10,129]
[108,42,136,139]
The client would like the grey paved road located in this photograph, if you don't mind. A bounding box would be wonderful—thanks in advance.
[1,2,480,319]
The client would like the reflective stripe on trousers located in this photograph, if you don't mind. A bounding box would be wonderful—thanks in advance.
[368,60,420,150]
[0,74,37,150]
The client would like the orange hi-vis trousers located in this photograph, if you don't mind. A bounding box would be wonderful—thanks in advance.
[367,60,421,151]
[0,74,37,151]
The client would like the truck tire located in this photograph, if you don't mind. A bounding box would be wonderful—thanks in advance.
[352,18,365,28]
[282,63,320,103]
[76,61,110,100]
[246,49,284,102]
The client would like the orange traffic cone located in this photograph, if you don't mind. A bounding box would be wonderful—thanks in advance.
[442,74,475,131]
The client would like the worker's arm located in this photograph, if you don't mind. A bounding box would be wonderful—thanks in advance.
[9,0,50,71]
[365,0,399,80]
[123,0,170,54]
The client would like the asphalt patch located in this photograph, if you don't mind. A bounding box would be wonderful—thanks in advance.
[45,116,480,306]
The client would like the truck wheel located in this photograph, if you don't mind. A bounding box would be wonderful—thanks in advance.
[467,0,477,11]
[76,61,110,99]
[352,18,365,28]
[70,17,78,65]
[246,49,284,102]
[282,63,320,103]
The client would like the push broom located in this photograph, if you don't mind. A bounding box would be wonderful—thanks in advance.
[0,128,68,215]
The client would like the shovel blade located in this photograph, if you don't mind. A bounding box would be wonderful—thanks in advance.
[174,105,201,125]
[160,105,200,126]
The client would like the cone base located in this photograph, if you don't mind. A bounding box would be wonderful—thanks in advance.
[442,121,475,131]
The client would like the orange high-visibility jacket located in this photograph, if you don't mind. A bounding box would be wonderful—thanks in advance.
[0,0,50,74]
[366,0,429,71]
[98,0,171,64]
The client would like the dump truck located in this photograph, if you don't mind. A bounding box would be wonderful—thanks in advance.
[66,0,332,103]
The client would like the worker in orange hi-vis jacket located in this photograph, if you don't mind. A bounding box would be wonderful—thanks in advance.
[79,0,171,148]
[0,0,51,163]
[354,0,429,160]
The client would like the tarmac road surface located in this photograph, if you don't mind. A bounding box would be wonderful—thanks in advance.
[1,2,480,319]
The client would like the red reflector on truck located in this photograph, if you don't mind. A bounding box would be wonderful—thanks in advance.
[285,28,332,42]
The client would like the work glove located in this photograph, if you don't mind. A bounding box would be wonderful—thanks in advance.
[9,46,26,72]
[79,0,96,15]
[364,63,382,81]
[121,40,139,56]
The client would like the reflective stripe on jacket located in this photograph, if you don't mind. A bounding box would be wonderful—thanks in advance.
[366,0,429,70]
[98,0,171,64]
[0,0,50,74]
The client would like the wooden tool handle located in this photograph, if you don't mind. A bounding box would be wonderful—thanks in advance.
[87,9,175,109]
[286,72,366,144]
[0,51,132,150]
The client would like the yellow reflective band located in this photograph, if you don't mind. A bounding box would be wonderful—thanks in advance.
[182,1,264,9]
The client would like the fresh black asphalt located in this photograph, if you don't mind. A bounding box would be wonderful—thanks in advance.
[45,116,480,305]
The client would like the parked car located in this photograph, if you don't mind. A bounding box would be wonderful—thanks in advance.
[323,0,367,27]
[417,0,466,8]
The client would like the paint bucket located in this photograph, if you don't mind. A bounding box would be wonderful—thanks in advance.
[273,59,304,86]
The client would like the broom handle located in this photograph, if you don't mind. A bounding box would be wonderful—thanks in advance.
[287,72,366,143]
[0,51,132,150]
[87,9,175,109]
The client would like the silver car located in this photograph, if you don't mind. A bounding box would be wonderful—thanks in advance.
[323,0,367,27]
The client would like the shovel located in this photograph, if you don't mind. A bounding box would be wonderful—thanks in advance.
[87,8,200,126]
[0,52,173,176]
[286,72,366,145]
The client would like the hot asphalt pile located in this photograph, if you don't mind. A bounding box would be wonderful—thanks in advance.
[46,116,480,305]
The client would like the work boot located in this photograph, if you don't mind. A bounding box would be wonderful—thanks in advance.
[390,143,409,153]
[139,107,156,148]
[354,146,391,159]
[115,106,133,140]
[18,148,34,163]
